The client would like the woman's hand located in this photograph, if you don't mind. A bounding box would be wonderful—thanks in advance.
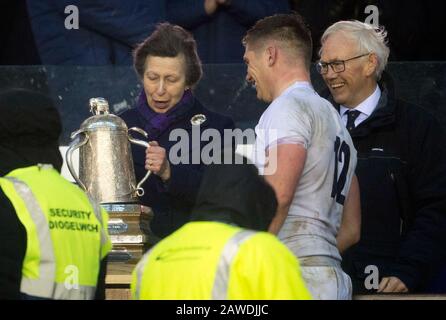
[145,141,171,182]
[204,0,218,15]
[204,0,231,15]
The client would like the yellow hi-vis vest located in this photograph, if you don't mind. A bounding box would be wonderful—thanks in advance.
[0,165,111,299]
[132,221,312,300]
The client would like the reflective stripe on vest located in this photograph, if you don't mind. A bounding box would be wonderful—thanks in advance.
[6,177,96,300]
[134,248,153,300]
[211,230,256,300]
[87,195,109,251]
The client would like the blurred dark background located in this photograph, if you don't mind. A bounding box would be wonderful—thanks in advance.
[2,0,445,65]
[1,0,445,141]
[291,0,446,61]
[0,0,41,65]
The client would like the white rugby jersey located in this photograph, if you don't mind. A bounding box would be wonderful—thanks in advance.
[253,81,357,261]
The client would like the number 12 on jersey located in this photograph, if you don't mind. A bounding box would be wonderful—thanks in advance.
[331,136,351,205]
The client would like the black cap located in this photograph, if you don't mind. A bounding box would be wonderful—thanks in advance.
[0,88,63,175]
[191,153,278,232]
[0,88,61,146]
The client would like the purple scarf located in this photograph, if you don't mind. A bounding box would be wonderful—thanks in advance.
[136,89,195,140]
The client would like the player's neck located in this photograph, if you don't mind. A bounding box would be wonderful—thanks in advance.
[272,68,311,100]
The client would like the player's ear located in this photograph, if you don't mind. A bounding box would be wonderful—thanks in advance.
[265,46,277,67]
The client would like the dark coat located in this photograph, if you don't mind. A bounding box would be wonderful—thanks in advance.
[119,95,235,239]
[167,0,290,63]
[0,189,27,299]
[328,74,446,293]
[27,0,165,65]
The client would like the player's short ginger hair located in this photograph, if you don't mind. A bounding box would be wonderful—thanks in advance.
[243,13,313,69]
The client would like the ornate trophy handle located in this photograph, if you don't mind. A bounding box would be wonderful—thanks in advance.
[128,127,151,197]
[66,129,88,191]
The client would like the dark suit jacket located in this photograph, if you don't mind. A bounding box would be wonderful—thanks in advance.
[325,74,446,293]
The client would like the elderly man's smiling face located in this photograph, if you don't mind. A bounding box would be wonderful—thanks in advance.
[320,32,377,108]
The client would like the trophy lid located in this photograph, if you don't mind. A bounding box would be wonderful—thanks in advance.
[78,97,128,132]
[89,97,110,115]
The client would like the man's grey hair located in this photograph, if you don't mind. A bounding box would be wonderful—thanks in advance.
[319,20,390,80]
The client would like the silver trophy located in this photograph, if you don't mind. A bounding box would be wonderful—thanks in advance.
[66,98,156,279]
[66,97,150,204]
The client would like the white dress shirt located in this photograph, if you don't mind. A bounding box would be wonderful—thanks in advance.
[340,85,382,127]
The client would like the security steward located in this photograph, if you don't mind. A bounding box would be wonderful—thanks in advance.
[0,89,111,300]
[132,156,311,299]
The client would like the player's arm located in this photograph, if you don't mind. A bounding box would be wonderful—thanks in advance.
[265,144,307,235]
[336,174,361,253]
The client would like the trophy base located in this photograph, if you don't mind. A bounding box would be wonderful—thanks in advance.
[103,203,158,287]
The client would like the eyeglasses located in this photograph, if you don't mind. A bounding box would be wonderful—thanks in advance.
[316,53,370,75]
